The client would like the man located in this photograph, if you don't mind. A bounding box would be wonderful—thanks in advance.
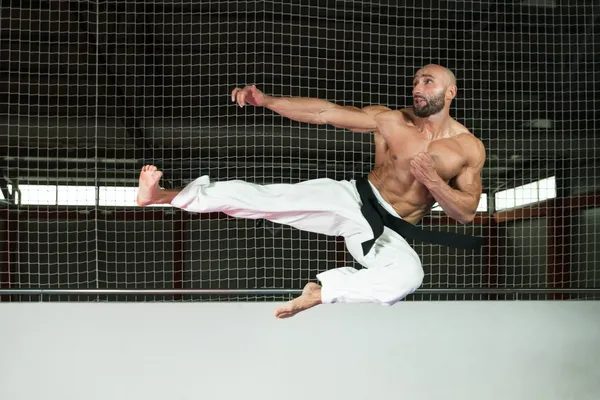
[136,64,486,318]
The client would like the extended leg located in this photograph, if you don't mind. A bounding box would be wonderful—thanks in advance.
[138,166,371,238]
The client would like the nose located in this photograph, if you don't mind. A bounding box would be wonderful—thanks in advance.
[412,85,423,97]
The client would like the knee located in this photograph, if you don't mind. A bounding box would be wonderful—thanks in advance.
[376,265,424,306]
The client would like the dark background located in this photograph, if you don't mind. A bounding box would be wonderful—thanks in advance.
[0,0,598,301]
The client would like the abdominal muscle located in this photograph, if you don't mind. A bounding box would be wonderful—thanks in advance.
[367,161,436,225]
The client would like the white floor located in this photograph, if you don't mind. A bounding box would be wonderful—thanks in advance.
[1,301,600,400]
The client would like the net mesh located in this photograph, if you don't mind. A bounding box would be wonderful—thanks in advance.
[0,1,598,302]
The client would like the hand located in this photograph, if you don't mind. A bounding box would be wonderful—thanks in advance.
[231,85,268,107]
[410,152,441,188]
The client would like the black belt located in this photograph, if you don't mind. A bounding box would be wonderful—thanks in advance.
[355,176,484,256]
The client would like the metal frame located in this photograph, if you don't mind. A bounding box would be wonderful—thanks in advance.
[2,189,599,302]
[1,288,599,296]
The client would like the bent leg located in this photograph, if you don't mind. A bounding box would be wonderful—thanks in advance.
[317,228,425,306]
[274,228,424,318]
[169,174,370,238]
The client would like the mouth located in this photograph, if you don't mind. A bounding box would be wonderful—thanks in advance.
[414,97,427,107]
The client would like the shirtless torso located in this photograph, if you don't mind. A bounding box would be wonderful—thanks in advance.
[366,107,482,224]
[230,64,485,226]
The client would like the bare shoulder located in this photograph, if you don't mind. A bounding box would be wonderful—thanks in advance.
[366,106,413,124]
[398,107,419,124]
[453,128,486,167]
[360,105,392,117]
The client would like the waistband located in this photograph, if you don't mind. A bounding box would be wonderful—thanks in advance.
[366,180,402,219]
[354,176,484,256]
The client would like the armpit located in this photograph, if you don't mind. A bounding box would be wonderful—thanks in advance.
[448,176,460,190]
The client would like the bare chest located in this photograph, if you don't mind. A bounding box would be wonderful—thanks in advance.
[388,134,466,181]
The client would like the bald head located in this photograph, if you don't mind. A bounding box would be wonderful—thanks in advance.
[416,64,456,88]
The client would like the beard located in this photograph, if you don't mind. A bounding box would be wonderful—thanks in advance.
[413,92,445,117]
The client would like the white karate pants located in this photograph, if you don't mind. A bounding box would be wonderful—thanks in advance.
[170,176,424,306]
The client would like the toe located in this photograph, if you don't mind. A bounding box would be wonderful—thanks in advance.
[274,305,291,319]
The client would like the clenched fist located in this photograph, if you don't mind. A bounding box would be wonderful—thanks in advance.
[231,85,268,107]
[410,152,441,188]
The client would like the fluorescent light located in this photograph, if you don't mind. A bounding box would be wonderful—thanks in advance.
[495,176,556,211]
[17,185,171,207]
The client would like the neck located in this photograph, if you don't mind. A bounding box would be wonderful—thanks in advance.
[415,110,452,139]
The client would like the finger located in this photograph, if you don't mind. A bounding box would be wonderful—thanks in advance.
[249,86,260,102]
[410,163,422,176]
[411,157,425,168]
[422,153,434,164]
[418,156,432,169]
[413,167,425,179]
[411,159,424,171]
[231,88,240,102]
[238,91,246,107]
[412,162,428,178]
[411,169,424,182]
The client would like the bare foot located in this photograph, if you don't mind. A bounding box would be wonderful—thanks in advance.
[274,282,322,319]
[136,165,164,206]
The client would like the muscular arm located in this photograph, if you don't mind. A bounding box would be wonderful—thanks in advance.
[263,96,389,132]
[232,85,391,132]
[426,139,486,224]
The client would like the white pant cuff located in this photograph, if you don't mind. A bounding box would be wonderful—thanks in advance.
[319,284,335,304]
[316,269,346,304]
[170,175,211,209]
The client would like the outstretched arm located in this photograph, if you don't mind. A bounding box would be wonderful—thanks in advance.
[411,138,486,224]
[231,85,389,132]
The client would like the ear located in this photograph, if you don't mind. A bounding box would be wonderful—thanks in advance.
[446,84,457,101]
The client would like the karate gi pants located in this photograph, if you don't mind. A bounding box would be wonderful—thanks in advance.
[170,175,425,306]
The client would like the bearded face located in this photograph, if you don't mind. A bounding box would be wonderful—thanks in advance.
[412,90,446,117]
